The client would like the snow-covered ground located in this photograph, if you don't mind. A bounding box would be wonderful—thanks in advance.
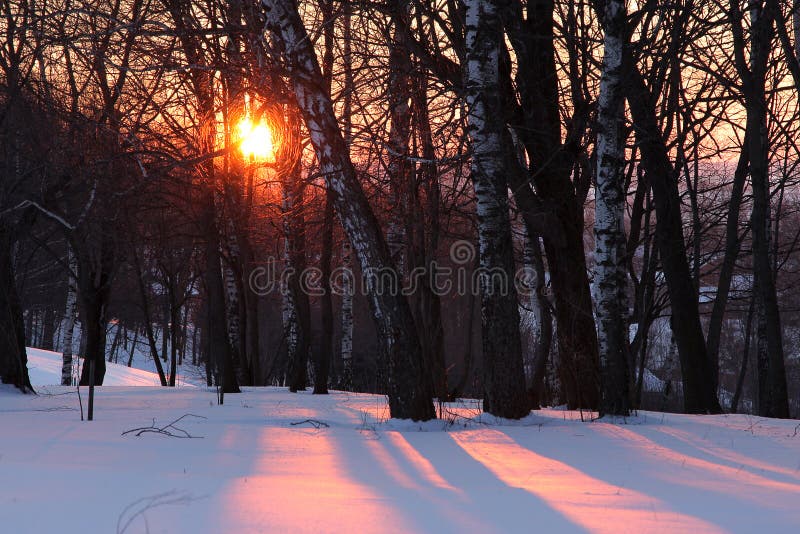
[26,347,200,387]
[3,351,800,533]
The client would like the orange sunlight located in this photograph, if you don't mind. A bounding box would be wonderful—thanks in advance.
[217,428,414,533]
[237,118,275,162]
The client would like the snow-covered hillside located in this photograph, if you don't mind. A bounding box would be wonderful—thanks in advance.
[25,347,199,387]
[2,359,799,533]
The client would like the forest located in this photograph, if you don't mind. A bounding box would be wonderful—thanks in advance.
[2,0,800,423]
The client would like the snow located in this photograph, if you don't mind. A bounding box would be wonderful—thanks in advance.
[25,347,199,387]
[3,352,800,533]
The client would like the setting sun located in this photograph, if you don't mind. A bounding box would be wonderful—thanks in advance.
[238,118,275,162]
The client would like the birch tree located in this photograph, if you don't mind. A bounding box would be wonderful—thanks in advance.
[339,6,355,391]
[260,0,435,420]
[594,0,630,416]
[464,0,529,419]
[340,242,354,389]
[61,249,78,385]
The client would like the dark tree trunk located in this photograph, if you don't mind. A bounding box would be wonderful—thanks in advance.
[315,188,334,395]
[0,225,33,392]
[168,288,179,387]
[313,0,335,396]
[283,162,311,393]
[164,0,239,396]
[501,0,600,410]
[78,287,108,387]
[624,63,721,414]
[76,237,114,388]
[131,247,168,386]
[412,66,447,401]
[203,190,240,395]
[42,306,56,351]
[705,143,749,393]
[731,296,755,413]
[731,0,789,418]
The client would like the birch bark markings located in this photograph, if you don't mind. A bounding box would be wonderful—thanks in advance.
[61,248,78,385]
[261,0,434,421]
[594,0,630,416]
[464,0,529,419]
[339,5,355,391]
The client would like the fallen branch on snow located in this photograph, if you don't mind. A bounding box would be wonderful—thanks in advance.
[290,419,329,429]
[122,414,207,438]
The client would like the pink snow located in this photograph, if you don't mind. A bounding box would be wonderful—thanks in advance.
[2,352,799,533]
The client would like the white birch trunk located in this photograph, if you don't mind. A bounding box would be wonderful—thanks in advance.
[340,240,354,387]
[61,248,78,386]
[339,2,355,390]
[222,218,243,374]
[594,0,630,415]
[281,190,299,378]
[464,0,529,418]
[261,0,434,420]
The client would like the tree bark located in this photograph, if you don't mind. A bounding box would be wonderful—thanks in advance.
[731,0,789,418]
[594,0,630,416]
[386,0,413,276]
[524,231,552,409]
[623,58,722,414]
[502,0,600,410]
[464,0,529,419]
[280,141,311,393]
[314,0,335,396]
[0,224,33,392]
[412,63,447,401]
[203,190,240,395]
[77,236,114,388]
[261,0,434,420]
[340,241,355,389]
[61,248,78,385]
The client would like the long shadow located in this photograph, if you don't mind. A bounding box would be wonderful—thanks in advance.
[504,421,800,532]
[327,406,585,533]
[643,423,800,483]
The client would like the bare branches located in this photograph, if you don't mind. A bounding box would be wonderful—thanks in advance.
[121,414,207,438]
[290,418,330,428]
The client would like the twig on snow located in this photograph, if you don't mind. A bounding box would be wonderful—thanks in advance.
[290,419,329,429]
[122,414,207,438]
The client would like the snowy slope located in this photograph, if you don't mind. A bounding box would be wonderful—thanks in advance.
[1,384,799,533]
[25,347,197,387]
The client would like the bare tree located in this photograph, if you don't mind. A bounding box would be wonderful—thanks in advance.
[261,0,435,420]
